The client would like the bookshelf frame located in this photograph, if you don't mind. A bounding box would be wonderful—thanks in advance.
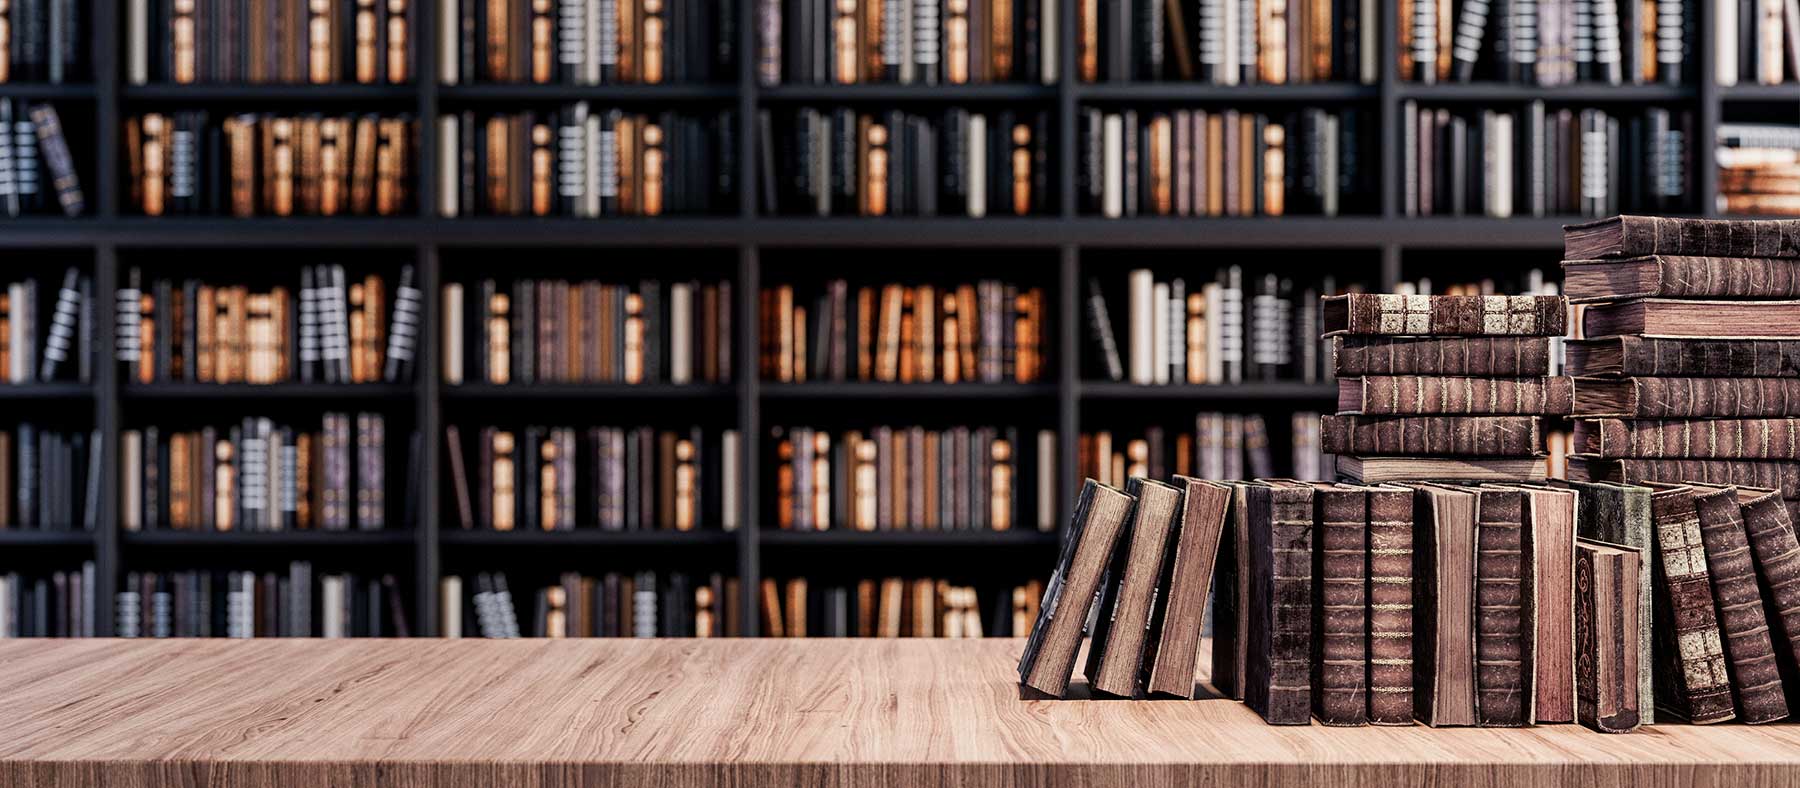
[1,0,1783,637]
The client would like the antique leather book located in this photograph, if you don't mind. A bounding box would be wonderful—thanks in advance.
[1017,479,1134,699]
[1332,336,1552,377]
[1084,477,1181,698]
[1580,299,1800,340]
[1210,481,1254,701]
[1336,455,1547,484]
[1309,482,1369,726]
[1320,415,1543,457]
[1564,479,1656,724]
[1689,483,1791,723]
[1244,479,1314,725]
[1575,377,1800,418]
[1321,293,1567,336]
[1408,482,1478,727]
[1472,486,1529,726]
[1338,376,1573,416]
[1564,255,1800,303]
[1567,336,1800,378]
[1365,483,1416,725]
[1737,486,1800,704]
[1563,216,1800,260]
[1575,538,1645,733]
[1576,417,1800,459]
[1641,482,1737,723]
[1491,483,1577,723]
[1141,476,1229,699]
[1570,456,1800,501]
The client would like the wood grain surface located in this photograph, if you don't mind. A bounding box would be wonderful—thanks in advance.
[3,639,1800,788]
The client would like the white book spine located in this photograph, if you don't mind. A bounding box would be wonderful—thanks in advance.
[585,0,603,84]
[128,0,149,84]
[438,116,459,217]
[1151,281,1170,384]
[584,115,603,216]
[1040,0,1057,83]
[968,114,988,218]
[122,431,142,531]
[1203,282,1223,383]
[8,283,24,383]
[1221,0,1240,84]
[670,283,692,384]
[1101,114,1122,218]
[440,0,459,84]
[1127,269,1154,385]
[1716,0,1738,86]
[1492,113,1514,217]
[1360,0,1377,82]
[440,576,463,638]
[722,429,740,532]
[323,576,345,638]
[442,283,464,385]
[1036,429,1055,531]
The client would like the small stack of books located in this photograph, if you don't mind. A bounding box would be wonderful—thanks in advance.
[1323,292,1570,484]
[116,564,410,637]
[443,571,738,638]
[1716,123,1800,216]
[760,576,1042,637]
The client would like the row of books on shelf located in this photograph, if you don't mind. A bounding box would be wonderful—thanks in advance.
[1403,0,1686,86]
[440,278,733,384]
[119,414,400,532]
[759,576,1043,637]
[446,571,735,637]
[1079,107,1373,218]
[1403,103,1692,219]
[443,425,739,531]
[117,265,422,384]
[770,425,1053,532]
[127,0,412,85]
[1087,267,1335,385]
[0,266,92,383]
[760,280,1046,383]
[436,107,736,217]
[1081,0,1377,84]
[0,0,83,83]
[1716,0,1800,85]
[115,564,412,637]
[127,112,415,217]
[444,0,736,86]
[0,100,81,217]
[0,426,99,531]
[759,0,1057,86]
[1080,412,1328,491]
[1716,122,1800,216]
[0,563,96,638]
[759,107,1049,217]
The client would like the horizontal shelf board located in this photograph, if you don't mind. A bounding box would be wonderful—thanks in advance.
[443,383,736,399]
[121,83,420,101]
[122,530,415,546]
[760,382,1058,399]
[440,529,736,546]
[758,84,1056,101]
[438,83,738,101]
[1079,381,1337,400]
[123,383,416,399]
[0,530,95,545]
[1075,82,1379,101]
[0,83,97,98]
[1393,82,1696,101]
[760,529,1058,546]
[1717,83,1800,101]
[0,383,96,399]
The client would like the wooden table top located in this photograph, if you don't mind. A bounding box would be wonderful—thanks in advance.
[3,638,1799,788]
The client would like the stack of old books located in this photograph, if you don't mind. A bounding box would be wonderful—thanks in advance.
[1564,214,1800,724]
[1319,292,1571,483]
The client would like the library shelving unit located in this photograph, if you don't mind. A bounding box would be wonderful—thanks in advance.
[1,1,1782,638]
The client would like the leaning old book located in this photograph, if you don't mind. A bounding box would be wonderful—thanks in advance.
[1320,415,1544,457]
[1564,215,1800,260]
[1579,299,1800,339]
[1491,482,1577,724]
[1688,483,1792,724]
[1322,293,1567,336]
[1575,418,1800,460]
[1244,480,1315,725]
[1736,487,1800,702]
[1337,376,1573,416]
[1564,479,1656,725]
[1563,255,1800,302]
[1084,477,1181,698]
[1331,336,1553,377]
[1641,482,1736,724]
[1574,377,1800,418]
[1575,538,1645,734]
[1408,483,1479,727]
[1141,476,1230,699]
[1211,481,1255,701]
[1569,456,1800,501]
[1017,479,1134,699]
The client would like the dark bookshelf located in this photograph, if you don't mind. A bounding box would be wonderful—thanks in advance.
[0,0,1763,640]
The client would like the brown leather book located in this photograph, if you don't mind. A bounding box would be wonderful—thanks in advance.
[990,0,1013,79]
[641,0,664,82]
[642,123,664,216]
[861,121,889,216]
[1138,478,1228,698]
[1575,538,1645,733]
[1333,336,1553,377]
[1263,123,1286,216]
[530,0,553,83]
[1365,484,1416,725]
[1690,483,1791,723]
[1568,336,1800,378]
[530,123,553,215]
[1489,484,1578,724]
[1323,294,1568,337]
[1408,482,1479,727]
[1148,114,1171,215]
[1577,417,1800,459]
[1080,478,1180,694]
[350,115,377,214]
[1244,480,1315,724]
[856,579,875,636]
[173,0,197,82]
[1017,479,1134,698]
[1563,216,1800,260]
[1472,487,1528,726]
[1075,0,1096,81]
[1309,482,1369,726]
[1321,415,1543,457]
[1339,376,1573,416]
[947,0,972,83]
[1575,377,1800,418]
[491,430,516,531]
[1564,479,1655,724]
[485,0,508,79]
[617,115,638,214]
[1565,255,1800,303]
[784,578,807,637]
[1738,487,1800,705]
[1210,481,1254,700]
[759,578,783,636]
[1011,124,1032,216]
[618,0,637,81]
[1571,456,1800,501]
[1641,482,1736,723]
[385,0,409,82]
[1581,299,1800,339]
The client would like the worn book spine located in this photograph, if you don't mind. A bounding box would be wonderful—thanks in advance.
[1211,482,1252,700]
[1346,376,1573,416]
[1575,540,1643,733]
[1323,293,1568,336]
[1648,486,1737,723]
[1693,486,1791,723]
[1312,485,1368,726]
[1739,489,1800,698]
[1016,479,1134,698]
[1575,457,1800,501]
[1565,255,1800,300]
[1365,485,1414,725]
[1246,482,1314,725]
[1476,489,1528,726]
[1580,377,1800,418]
[1582,418,1800,459]
[1571,337,1800,378]
[1565,216,1800,260]
[1568,479,1656,724]
[1332,336,1553,376]
[1321,415,1542,457]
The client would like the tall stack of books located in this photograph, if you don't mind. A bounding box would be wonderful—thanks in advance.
[1321,292,1570,484]
[1716,123,1800,216]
